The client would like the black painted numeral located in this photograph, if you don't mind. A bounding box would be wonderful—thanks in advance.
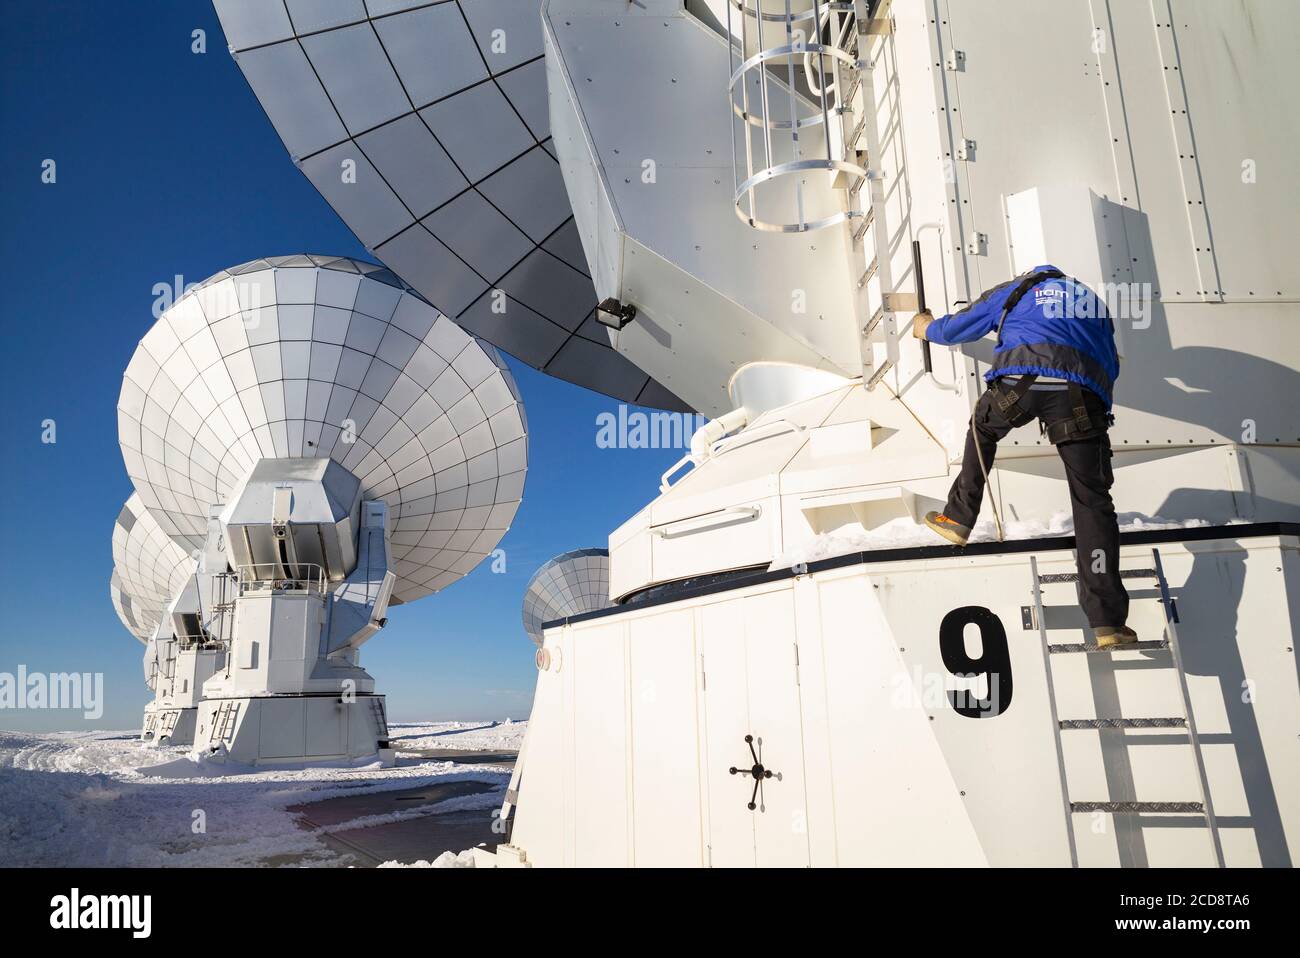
[938,606,1012,718]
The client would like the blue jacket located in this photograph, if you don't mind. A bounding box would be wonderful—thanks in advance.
[926,264,1121,408]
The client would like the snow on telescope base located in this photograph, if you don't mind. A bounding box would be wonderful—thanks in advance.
[769,513,1223,571]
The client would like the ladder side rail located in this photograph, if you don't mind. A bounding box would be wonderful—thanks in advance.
[1152,548,1226,867]
[854,18,898,383]
[1031,556,1079,867]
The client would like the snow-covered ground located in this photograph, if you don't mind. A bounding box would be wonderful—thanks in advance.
[0,722,522,867]
[380,848,477,868]
[770,512,1221,570]
[387,719,526,752]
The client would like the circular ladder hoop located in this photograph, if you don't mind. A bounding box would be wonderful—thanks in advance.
[726,0,854,24]
[726,0,865,233]
[733,159,866,233]
[728,42,860,131]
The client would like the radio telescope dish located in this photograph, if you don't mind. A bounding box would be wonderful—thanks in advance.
[117,255,527,605]
[522,548,612,645]
[211,0,688,412]
[110,493,195,643]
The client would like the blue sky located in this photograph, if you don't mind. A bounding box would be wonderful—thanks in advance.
[0,1,684,730]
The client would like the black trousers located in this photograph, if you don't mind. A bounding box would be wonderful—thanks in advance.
[943,385,1129,628]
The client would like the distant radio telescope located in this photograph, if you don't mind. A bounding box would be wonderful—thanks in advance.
[522,549,612,646]
[114,254,529,762]
[118,255,527,606]
[110,492,195,644]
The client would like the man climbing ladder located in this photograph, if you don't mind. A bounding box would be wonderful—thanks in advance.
[914,264,1137,648]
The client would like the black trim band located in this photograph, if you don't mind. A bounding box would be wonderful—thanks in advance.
[544,522,1300,630]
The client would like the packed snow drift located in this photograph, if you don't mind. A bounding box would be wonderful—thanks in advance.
[0,722,521,867]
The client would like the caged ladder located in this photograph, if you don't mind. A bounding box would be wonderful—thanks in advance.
[725,0,903,390]
[1029,547,1226,867]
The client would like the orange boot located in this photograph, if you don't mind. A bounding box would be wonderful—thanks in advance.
[1095,626,1139,648]
[923,511,971,547]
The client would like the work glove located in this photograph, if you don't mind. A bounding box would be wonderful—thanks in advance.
[912,310,934,340]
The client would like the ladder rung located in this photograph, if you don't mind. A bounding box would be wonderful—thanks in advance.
[1059,717,1186,730]
[1071,801,1204,814]
[865,358,894,390]
[1048,640,1170,654]
[1038,568,1157,584]
[852,207,874,245]
[863,304,886,338]
[857,259,878,289]
[843,73,861,106]
[847,116,867,151]
[1038,573,1078,583]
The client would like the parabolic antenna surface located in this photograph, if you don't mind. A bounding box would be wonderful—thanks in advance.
[117,255,527,605]
[522,548,611,645]
[212,0,688,412]
[111,493,196,643]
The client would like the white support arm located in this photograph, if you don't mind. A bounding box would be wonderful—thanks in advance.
[660,407,751,492]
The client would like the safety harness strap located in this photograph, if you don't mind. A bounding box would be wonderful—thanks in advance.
[1069,381,1091,432]
[991,374,1038,427]
[1044,382,1113,444]
[994,267,1066,346]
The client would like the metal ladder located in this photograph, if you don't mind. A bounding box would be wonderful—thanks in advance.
[724,0,900,389]
[844,5,904,390]
[158,709,179,740]
[214,700,241,745]
[368,696,389,740]
[1029,547,1225,867]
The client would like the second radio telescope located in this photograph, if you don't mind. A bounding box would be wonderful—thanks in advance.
[110,492,196,643]
[117,255,527,605]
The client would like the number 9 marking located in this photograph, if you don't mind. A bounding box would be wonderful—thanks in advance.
[938,606,1013,718]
